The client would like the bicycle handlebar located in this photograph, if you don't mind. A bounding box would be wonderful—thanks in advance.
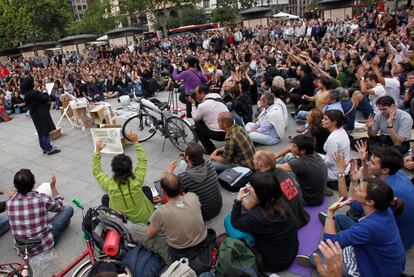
[71,198,84,209]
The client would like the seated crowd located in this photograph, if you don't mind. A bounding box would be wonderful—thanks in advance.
[1,7,414,277]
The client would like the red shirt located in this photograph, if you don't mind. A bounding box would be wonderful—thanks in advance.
[227,34,235,46]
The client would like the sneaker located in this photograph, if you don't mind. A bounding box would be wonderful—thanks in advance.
[47,148,61,155]
[290,111,296,118]
[318,212,327,226]
[295,255,313,268]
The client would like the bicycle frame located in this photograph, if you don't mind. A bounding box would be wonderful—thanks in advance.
[52,239,95,277]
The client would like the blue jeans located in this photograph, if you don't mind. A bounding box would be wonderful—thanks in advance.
[116,84,133,96]
[245,123,280,145]
[38,135,53,152]
[51,206,74,245]
[211,161,233,174]
[296,110,309,120]
[134,82,143,96]
[0,216,10,236]
[335,214,357,231]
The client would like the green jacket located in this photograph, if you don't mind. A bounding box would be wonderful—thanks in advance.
[93,144,154,224]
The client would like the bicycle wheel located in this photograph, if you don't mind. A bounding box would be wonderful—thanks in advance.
[72,258,133,277]
[122,113,158,142]
[166,116,197,151]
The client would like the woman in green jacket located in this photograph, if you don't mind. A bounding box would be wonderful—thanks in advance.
[93,131,154,224]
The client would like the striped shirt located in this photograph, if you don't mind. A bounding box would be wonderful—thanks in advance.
[178,161,222,221]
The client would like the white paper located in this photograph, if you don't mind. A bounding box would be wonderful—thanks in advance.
[46,83,54,95]
[91,128,124,154]
[35,183,52,196]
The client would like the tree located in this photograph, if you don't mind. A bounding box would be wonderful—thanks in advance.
[120,0,149,26]
[212,7,236,24]
[180,6,206,26]
[238,0,256,10]
[217,0,255,11]
[0,0,72,49]
[146,0,197,36]
[66,0,121,36]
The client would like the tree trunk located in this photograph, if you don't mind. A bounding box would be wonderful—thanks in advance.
[162,6,168,37]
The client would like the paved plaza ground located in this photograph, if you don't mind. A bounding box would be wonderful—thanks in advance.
[0,91,413,276]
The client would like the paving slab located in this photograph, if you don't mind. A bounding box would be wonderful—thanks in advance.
[0,91,412,277]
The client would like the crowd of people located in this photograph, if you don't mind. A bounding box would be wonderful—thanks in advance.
[1,5,414,277]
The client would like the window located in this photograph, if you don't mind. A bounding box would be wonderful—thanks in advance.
[203,0,210,9]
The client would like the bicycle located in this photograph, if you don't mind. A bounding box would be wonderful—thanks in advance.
[0,199,133,277]
[121,93,197,152]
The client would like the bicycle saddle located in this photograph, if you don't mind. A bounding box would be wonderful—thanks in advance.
[15,237,42,249]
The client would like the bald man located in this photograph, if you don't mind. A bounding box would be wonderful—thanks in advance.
[147,172,207,264]
[210,112,255,173]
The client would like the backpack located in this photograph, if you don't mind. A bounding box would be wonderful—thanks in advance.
[122,244,165,277]
[161,258,197,277]
[87,260,129,277]
[215,238,258,277]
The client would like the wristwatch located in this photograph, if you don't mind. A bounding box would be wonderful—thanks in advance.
[337,172,346,178]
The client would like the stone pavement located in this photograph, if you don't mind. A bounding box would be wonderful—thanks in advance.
[0,91,413,276]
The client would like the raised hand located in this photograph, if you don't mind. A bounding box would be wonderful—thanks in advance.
[167,160,177,173]
[313,239,343,277]
[95,139,106,153]
[334,151,347,173]
[128,131,139,144]
[366,114,374,128]
[50,175,57,190]
[328,196,352,213]
[349,160,362,182]
[355,140,368,162]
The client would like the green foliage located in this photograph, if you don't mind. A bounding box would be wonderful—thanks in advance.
[66,0,121,36]
[165,6,206,29]
[211,7,236,24]
[239,0,256,10]
[0,0,72,48]
[180,6,206,26]
[121,0,149,14]
[307,0,318,10]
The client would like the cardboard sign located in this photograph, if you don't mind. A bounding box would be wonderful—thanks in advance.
[91,128,123,154]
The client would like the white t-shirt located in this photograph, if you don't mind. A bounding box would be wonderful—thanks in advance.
[369,84,386,114]
[384,77,400,106]
[322,128,350,180]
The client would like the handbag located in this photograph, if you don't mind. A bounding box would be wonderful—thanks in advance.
[160,258,197,277]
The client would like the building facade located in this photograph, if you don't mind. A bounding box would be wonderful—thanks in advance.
[287,0,311,17]
[68,0,89,21]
